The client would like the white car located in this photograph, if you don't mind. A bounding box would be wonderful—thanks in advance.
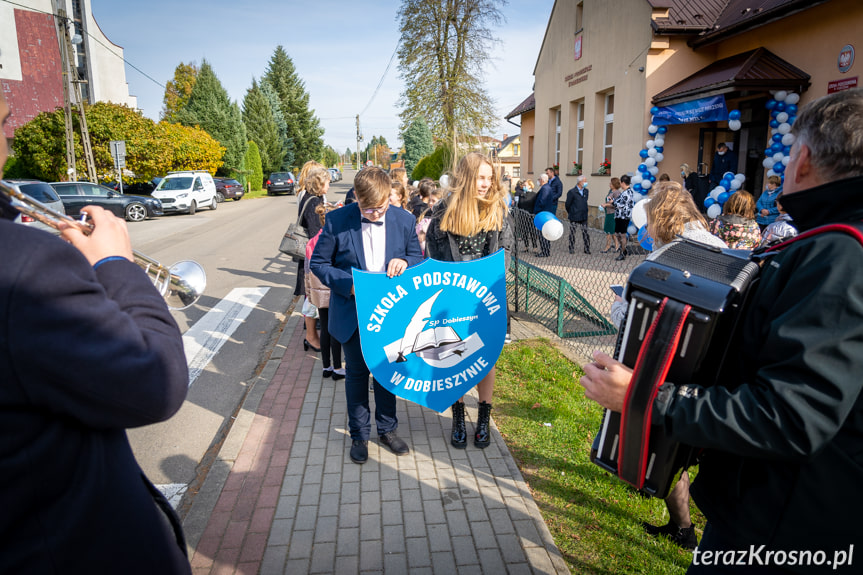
[152,171,218,215]
[328,168,342,182]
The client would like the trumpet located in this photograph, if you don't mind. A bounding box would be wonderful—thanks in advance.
[1,180,206,310]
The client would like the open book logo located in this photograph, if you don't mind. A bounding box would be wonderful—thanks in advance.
[352,251,507,412]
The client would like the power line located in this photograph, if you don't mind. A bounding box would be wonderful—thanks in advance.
[359,39,400,118]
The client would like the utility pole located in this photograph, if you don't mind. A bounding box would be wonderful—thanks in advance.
[355,115,361,170]
[55,3,97,182]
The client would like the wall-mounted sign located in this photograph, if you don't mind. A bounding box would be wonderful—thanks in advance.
[564,64,592,87]
[574,34,583,61]
[838,44,855,73]
[828,76,858,94]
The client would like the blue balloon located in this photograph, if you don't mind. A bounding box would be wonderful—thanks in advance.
[637,226,654,251]
[729,109,741,120]
[775,101,786,112]
[655,146,664,153]
[772,132,784,143]
[639,149,649,159]
[765,147,774,156]
[788,115,797,125]
[783,145,791,154]
[718,192,730,204]
[772,162,786,174]
[638,163,649,173]
[786,104,798,115]
[633,183,643,192]
[770,119,780,129]
[649,175,657,183]
[651,106,660,115]
[766,99,777,110]
[723,172,734,180]
[657,126,668,134]
[533,211,554,230]
[704,197,716,208]
[771,142,784,153]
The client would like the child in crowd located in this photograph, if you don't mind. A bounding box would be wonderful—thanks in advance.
[758,193,798,248]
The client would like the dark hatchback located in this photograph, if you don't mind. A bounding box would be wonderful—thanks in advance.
[214,177,245,202]
[51,181,163,222]
[266,172,295,195]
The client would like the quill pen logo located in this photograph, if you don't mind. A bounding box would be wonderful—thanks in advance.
[353,250,507,412]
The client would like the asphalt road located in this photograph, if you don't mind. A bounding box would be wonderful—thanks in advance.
[126,169,355,510]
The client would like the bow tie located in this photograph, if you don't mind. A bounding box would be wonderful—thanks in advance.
[361,217,383,226]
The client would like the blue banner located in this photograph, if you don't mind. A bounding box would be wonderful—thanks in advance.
[353,251,508,413]
[652,95,728,126]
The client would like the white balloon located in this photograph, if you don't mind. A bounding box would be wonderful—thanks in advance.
[542,219,564,241]
[774,90,788,102]
[729,179,741,190]
[641,179,653,191]
[655,152,664,163]
[647,148,657,157]
[778,122,791,135]
[714,186,727,196]
[728,119,742,131]
[781,133,796,146]
[710,188,721,200]
[648,124,658,134]
[648,166,659,176]
[763,157,775,169]
[735,173,746,182]
[785,93,800,105]
[654,136,665,146]
[628,224,638,236]
[782,155,790,166]
[767,169,776,177]
[776,112,789,123]
[707,203,722,219]
[632,192,644,204]
[772,152,784,163]
[645,157,656,167]
[631,199,650,228]
[646,139,656,148]
[632,174,643,185]
[439,174,450,188]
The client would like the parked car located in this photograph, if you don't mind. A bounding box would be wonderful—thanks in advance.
[328,168,342,182]
[106,177,162,196]
[213,177,244,202]
[51,181,163,222]
[152,171,218,215]
[3,179,66,234]
[266,172,295,195]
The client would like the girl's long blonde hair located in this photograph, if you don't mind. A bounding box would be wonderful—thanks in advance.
[298,160,325,192]
[439,152,506,236]
[645,181,709,244]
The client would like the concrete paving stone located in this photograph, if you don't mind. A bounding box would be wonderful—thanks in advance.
[445,509,471,537]
[431,551,457,573]
[381,524,405,555]
[523,545,557,574]
[360,470,381,492]
[313,515,338,543]
[507,562,533,575]
[496,532,528,564]
[403,510,427,538]
[293,506,318,531]
[503,495,529,518]
[341,461,361,482]
[379,479,401,501]
[309,541,336,573]
[416,460,438,481]
[441,487,465,509]
[359,513,381,541]
[400,489,423,512]
[323,454,343,474]
[287,530,313,560]
[420,479,441,501]
[340,482,360,505]
[336,526,359,556]
[405,568,432,575]
[284,558,309,574]
[306,448,326,466]
[405,537,432,567]
[381,499,402,526]
[259,545,287,575]
[338,502,360,529]
[298,483,321,507]
[279,476,302,497]
[478,548,507,573]
[333,555,359,575]
[451,535,480,566]
[379,461,399,481]
[398,472,421,492]
[284,455,308,477]
[301,464,324,485]
[359,539,383,571]
[321,472,342,494]
[294,425,312,442]
[426,523,451,553]
[359,490,380,514]
[421,498,446,524]
[513,518,544,548]
[274,495,298,520]
[267,518,291,547]
[470,520,497,549]
[383,553,408,574]
[463,497,490,523]
[317,492,341,517]
[480,486,507,510]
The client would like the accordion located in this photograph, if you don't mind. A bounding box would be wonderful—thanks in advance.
[590,239,761,498]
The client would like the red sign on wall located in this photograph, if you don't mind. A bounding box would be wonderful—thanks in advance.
[828,76,858,94]
[574,34,582,61]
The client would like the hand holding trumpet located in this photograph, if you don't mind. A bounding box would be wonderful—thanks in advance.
[58,206,133,266]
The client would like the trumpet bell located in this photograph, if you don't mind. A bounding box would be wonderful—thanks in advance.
[163,260,207,311]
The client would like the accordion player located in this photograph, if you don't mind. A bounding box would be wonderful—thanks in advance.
[590,238,760,498]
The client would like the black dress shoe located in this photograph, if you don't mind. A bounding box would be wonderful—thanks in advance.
[322,367,333,379]
[350,439,368,464]
[584,250,591,255]
[568,249,575,254]
[536,253,550,258]
[303,339,320,352]
[332,368,345,381]
[379,431,410,455]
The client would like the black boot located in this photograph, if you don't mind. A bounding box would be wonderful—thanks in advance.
[451,402,467,448]
[474,401,492,448]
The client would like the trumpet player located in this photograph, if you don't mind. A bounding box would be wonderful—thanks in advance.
[0,89,191,572]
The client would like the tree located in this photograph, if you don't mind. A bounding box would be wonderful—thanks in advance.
[260,78,294,170]
[411,144,452,181]
[321,145,339,168]
[402,118,435,175]
[243,79,284,176]
[262,46,324,167]
[397,0,504,143]
[162,62,198,123]
[176,60,248,178]
[245,141,264,191]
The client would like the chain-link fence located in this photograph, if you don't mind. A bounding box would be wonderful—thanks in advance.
[506,206,649,364]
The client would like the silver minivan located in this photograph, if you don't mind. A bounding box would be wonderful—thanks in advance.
[3,179,67,234]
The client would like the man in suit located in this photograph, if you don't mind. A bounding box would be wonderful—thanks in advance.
[546,166,563,202]
[533,173,555,257]
[310,167,424,464]
[0,89,191,573]
[565,175,591,254]
[709,142,738,188]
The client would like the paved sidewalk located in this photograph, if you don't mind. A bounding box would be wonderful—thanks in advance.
[182,308,570,575]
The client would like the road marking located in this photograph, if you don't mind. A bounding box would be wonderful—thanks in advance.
[183,287,269,386]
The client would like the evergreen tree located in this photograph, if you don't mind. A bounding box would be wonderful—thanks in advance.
[243,79,284,176]
[176,60,248,177]
[262,46,324,167]
[245,140,264,191]
[260,78,294,170]
[402,118,435,176]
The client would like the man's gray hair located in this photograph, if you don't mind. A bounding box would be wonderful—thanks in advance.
[792,88,863,181]
[577,175,587,186]
[539,173,549,183]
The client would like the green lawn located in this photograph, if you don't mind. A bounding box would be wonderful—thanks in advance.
[494,338,704,575]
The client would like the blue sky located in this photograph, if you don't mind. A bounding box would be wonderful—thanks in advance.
[88,0,554,154]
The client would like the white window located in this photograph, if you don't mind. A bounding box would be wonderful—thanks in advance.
[576,101,585,168]
[514,166,521,178]
[555,109,561,167]
[603,93,614,167]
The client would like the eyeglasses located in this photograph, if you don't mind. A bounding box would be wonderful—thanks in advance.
[360,204,388,215]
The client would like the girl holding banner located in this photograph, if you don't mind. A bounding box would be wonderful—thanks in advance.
[426,152,514,448]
